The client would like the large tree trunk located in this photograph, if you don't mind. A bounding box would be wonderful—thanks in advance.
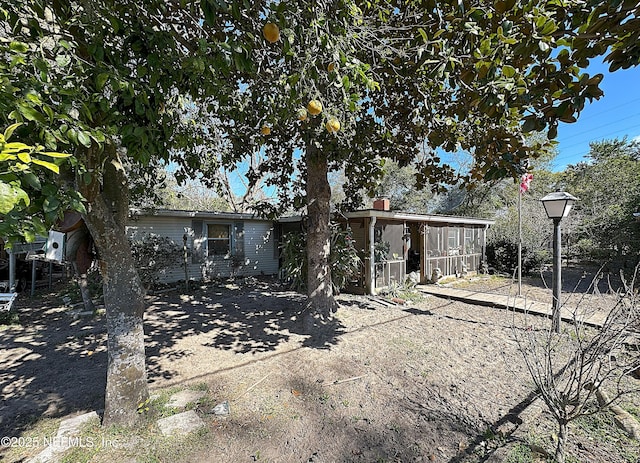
[304,142,338,330]
[80,148,148,426]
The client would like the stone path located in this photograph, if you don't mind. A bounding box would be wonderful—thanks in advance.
[418,285,608,328]
[27,390,211,462]
[28,411,100,463]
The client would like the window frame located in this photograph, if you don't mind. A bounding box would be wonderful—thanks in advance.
[206,223,232,257]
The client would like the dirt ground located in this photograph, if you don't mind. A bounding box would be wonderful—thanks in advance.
[1,267,639,463]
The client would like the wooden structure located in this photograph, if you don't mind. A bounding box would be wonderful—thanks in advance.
[341,207,493,294]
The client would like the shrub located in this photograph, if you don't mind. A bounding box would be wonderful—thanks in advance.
[279,231,307,293]
[280,223,362,294]
[486,238,547,275]
[129,234,184,288]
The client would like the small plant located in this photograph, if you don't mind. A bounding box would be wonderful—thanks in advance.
[279,231,307,292]
[137,397,151,414]
[0,309,20,325]
[504,443,533,463]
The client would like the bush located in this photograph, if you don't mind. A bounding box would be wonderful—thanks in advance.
[279,231,307,293]
[486,238,547,275]
[129,234,184,288]
[330,226,363,292]
[280,223,362,294]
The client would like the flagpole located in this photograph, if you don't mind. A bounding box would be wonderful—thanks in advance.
[518,187,522,296]
[518,172,532,297]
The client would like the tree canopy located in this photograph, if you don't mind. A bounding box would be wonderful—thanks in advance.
[0,123,74,243]
[565,137,640,261]
[0,0,256,426]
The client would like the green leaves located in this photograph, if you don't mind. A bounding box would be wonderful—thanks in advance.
[0,181,30,214]
[17,104,46,123]
[77,130,92,148]
[502,65,516,78]
[96,73,110,91]
[9,41,28,53]
[0,122,74,242]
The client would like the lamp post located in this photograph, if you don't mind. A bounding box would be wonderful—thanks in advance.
[540,191,578,333]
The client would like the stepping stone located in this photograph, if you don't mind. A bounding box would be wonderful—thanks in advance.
[28,411,99,463]
[57,411,100,436]
[157,410,205,437]
[165,390,206,409]
[211,401,230,416]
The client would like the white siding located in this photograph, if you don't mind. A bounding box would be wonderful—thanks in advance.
[126,215,279,284]
[236,221,279,276]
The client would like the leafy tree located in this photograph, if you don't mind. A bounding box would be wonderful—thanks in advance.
[217,0,629,328]
[564,138,640,264]
[156,174,232,212]
[2,0,638,427]
[0,0,247,426]
[375,158,436,213]
[483,157,565,273]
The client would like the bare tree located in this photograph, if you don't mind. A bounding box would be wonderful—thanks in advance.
[514,267,640,463]
[218,150,275,214]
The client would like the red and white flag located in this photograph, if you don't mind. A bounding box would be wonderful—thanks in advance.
[519,173,533,193]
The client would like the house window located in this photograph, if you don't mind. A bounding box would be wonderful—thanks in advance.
[207,224,231,256]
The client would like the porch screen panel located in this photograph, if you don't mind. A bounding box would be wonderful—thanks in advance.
[447,227,461,256]
[426,225,445,258]
[464,228,474,255]
[474,228,482,254]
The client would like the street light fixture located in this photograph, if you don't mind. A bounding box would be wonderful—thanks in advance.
[540,191,578,333]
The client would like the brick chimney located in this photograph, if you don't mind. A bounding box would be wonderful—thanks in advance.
[373,197,390,211]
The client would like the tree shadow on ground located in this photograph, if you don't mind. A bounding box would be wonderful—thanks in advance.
[0,292,107,440]
[0,277,345,440]
[144,278,346,384]
[520,265,627,295]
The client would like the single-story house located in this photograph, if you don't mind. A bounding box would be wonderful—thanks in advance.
[4,205,492,292]
[127,209,279,282]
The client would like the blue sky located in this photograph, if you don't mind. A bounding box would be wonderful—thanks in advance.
[552,58,640,171]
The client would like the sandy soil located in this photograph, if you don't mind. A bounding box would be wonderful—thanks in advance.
[1,269,639,463]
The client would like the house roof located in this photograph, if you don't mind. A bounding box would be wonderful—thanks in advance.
[129,208,271,222]
[343,209,494,226]
[131,208,494,226]
[279,209,494,226]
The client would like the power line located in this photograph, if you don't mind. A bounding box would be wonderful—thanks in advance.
[557,112,640,144]
[554,121,640,163]
[570,96,640,124]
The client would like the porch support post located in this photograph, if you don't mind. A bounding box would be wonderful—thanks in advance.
[483,225,488,264]
[31,259,37,297]
[420,223,428,283]
[368,216,376,295]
